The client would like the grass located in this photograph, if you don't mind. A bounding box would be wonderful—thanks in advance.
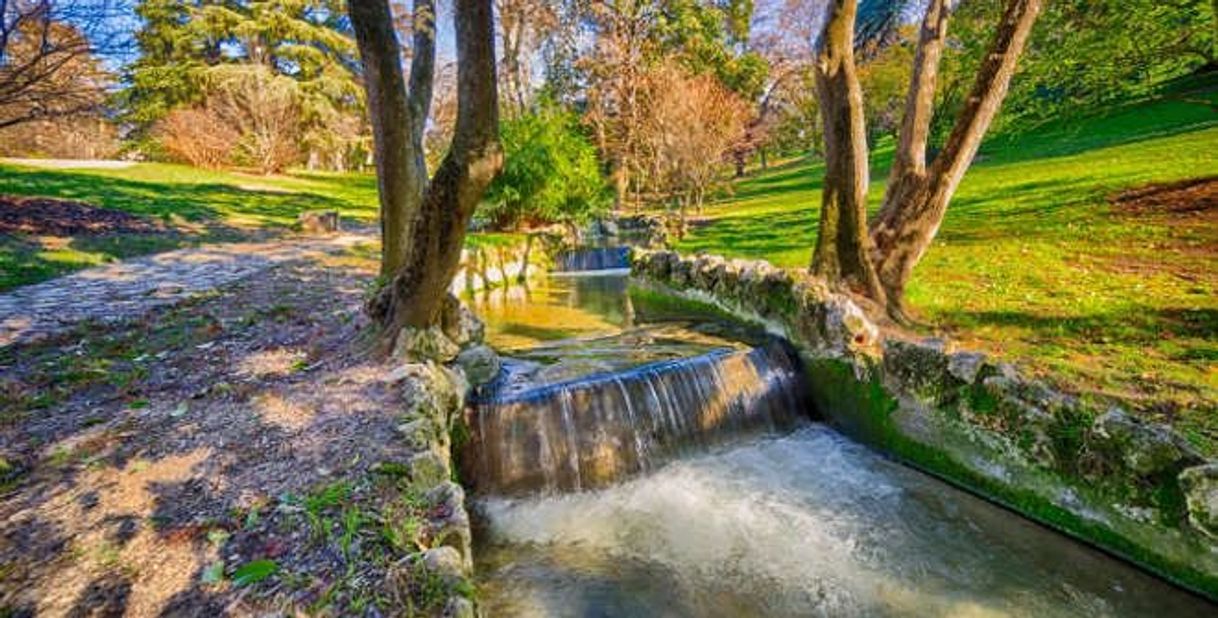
[0,162,381,290]
[676,73,1218,442]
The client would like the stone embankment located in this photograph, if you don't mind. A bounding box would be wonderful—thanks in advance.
[385,296,503,617]
[631,249,1218,598]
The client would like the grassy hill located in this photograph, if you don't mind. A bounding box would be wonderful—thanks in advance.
[676,74,1218,446]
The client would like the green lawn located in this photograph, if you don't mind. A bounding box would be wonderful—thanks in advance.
[677,76,1218,447]
[0,162,381,290]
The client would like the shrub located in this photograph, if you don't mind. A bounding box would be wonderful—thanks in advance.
[155,107,239,169]
[479,100,610,230]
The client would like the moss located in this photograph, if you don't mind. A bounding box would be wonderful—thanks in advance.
[628,282,756,327]
[803,355,1218,600]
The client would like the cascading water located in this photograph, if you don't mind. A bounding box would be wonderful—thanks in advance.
[553,246,631,272]
[463,339,807,495]
[466,271,1217,616]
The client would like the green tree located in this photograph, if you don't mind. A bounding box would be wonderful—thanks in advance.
[480,100,610,230]
[126,0,362,152]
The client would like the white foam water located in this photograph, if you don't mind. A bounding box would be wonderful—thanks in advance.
[475,424,1215,617]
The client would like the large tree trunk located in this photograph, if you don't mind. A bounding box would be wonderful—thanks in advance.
[349,0,435,277]
[352,0,502,334]
[810,0,885,302]
[870,0,1041,319]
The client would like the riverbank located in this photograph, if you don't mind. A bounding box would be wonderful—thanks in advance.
[631,248,1218,599]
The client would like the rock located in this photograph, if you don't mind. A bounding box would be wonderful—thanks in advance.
[1088,408,1202,478]
[822,296,881,357]
[426,481,473,564]
[690,254,725,291]
[297,210,340,233]
[455,345,500,386]
[669,257,695,288]
[947,351,987,384]
[410,450,451,487]
[440,295,485,348]
[1179,464,1218,540]
[883,338,954,403]
[393,325,460,363]
[443,597,476,618]
[396,418,435,451]
[398,362,463,425]
[421,546,467,583]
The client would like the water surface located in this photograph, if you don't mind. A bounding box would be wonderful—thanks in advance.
[476,425,1215,617]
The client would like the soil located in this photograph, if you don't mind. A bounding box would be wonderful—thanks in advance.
[0,249,430,616]
[0,195,167,236]
[1111,176,1218,219]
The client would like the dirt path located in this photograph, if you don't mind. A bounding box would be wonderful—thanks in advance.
[0,233,370,348]
[0,241,444,616]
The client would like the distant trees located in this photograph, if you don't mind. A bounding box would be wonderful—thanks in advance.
[580,0,766,210]
[638,63,750,236]
[938,0,1217,134]
[0,0,119,131]
[128,0,364,171]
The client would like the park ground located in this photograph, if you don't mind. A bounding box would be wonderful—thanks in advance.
[0,75,1215,451]
[676,74,1218,449]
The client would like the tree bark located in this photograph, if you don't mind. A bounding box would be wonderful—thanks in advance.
[870,0,1040,319]
[349,0,435,277]
[352,0,501,334]
[810,0,885,302]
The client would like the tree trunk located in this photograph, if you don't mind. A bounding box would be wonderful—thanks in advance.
[759,147,768,170]
[349,0,435,277]
[870,0,1041,319]
[353,0,501,334]
[810,0,885,302]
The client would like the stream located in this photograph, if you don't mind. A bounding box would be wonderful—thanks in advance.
[466,269,1215,617]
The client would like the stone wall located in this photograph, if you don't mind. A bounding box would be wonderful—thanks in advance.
[450,234,560,295]
[383,296,503,617]
[630,249,1218,599]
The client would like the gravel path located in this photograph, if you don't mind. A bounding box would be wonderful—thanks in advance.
[0,233,371,348]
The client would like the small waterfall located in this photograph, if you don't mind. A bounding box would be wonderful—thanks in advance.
[462,339,809,495]
[553,246,631,272]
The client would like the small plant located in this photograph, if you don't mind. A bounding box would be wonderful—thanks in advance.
[232,559,279,586]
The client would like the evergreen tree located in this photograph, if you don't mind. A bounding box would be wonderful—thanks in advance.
[126,0,363,156]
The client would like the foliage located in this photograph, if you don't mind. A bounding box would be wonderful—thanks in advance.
[936,0,1216,137]
[155,107,242,169]
[636,63,751,232]
[0,114,119,159]
[232,559,280,586]
[479,100,610,229]
[0,1,117,129]
[126,0,364,168]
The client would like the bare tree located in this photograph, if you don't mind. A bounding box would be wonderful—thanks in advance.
[0,0,125,129]
[350,0,502,336]
[495,0,556,114]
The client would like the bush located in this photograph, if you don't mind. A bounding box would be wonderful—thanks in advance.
[479,101,610,230]
[155,107,240,169]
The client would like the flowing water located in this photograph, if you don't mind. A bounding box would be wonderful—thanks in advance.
[468,272,1216,617]
[553,246,632,272]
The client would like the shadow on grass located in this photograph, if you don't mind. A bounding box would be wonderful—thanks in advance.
[0,167,365,225]
[935,306,1218,346]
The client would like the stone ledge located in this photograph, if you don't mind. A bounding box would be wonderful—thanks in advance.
[631,248,1218,599]
[381,294,501,616]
